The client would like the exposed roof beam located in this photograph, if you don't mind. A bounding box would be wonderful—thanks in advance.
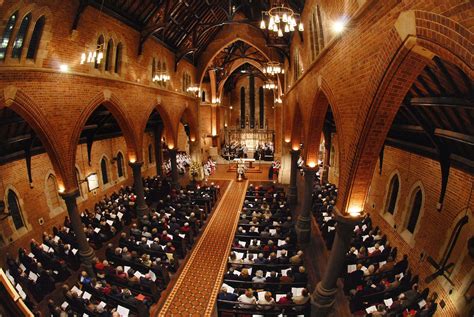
[434,128,474,146]
[391,124,424,133]
[409,97,473,109]
[1,134,32,145]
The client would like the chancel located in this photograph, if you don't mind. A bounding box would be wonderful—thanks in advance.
[0,1,472,317]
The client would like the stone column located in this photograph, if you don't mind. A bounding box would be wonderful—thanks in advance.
[60,189,96,277]
[129,162,149,218]
[154,124,164,177]
[296,166,317,244]
[312,209,362,316]
[288,149,300,205]
[168,148,179,188]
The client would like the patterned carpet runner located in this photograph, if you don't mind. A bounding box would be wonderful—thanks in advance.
[158,180,248,316]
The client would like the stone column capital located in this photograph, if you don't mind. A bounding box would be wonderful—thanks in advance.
[290,149,301,156]
[302,166,318,175]
[129,161,144,168]
[59,189,80,202]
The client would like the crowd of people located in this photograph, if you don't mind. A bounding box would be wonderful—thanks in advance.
[162,152,191,176]
[312,179,438,316]
[217,184,311,315]
[221,141,275,161]
[3,176,220,317]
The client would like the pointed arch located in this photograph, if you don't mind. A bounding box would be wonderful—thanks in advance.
[0,10,18,60]
[116,151,125,178]
[339,11,472,215]
[178,106,199,143]
[70,90,138,179]
[0,86,67,189]
[100,155,110,185]
[138,98,175,152]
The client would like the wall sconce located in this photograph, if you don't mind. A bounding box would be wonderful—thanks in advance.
[347,206,363,217]
[307,161,316,168]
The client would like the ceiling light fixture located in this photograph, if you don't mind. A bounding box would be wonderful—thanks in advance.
[263,80,277,90]
[262,61,284,76]
[331,18,347,34]
[260,1,304,36]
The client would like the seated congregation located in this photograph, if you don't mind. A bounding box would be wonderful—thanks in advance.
[217,184,311,315]
[3,176,220,317]
[313,177,438,317]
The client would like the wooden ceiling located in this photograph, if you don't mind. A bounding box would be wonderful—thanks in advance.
[86,0,306,60]
[386,56,473,173]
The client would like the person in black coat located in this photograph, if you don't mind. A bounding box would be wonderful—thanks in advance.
[217,286,238,308]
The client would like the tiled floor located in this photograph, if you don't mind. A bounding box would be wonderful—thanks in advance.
[158,180,248,316]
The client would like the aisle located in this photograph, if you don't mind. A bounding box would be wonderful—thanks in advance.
[158,180,248,316]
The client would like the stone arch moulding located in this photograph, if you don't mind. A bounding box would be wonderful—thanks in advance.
[380,169,402,227]
[339,10,473,215]
[3,184,32,241]
[69,90,138,190]
[303,76,344,170]
[0,86,68,190]
[398,180,426,246]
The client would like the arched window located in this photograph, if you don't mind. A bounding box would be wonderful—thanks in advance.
[26,15,45,60]
[114,43,122,73]
[105,39,113,71]
[0,11,18,60]
[407,188,423,234]
[95,35,104,69]
[148,144,153,163]
[201,90,206,102]
[240,87,246,129]
[7,190,24,230]
[101,157,109,184]
[75,168,84,198]
[116,152,124,178]
[316,5,325,52]
[46,174,61,209]
[12,13,31,59]
[385,175,400,214]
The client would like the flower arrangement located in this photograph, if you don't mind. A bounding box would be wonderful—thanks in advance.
[189,161,202,182]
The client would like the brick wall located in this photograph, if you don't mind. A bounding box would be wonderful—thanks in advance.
[0,136,157,264]
[363,146,473,316]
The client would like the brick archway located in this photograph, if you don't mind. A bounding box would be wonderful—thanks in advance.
[304,78,343,170]
[69,90,138,190]
[178,106,199,142]
[0,86,67,189]
[139,99,175,150]
[290,102,304,151]
[339,10,473,214]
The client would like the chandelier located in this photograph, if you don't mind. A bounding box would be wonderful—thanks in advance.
[187,85,199,94]
[262,61,284,76]
[152,71,170,83]
[80,44,104,65]
[260,1,304,37]
[263,80,278,90]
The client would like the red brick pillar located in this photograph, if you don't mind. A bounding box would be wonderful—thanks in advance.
[60,190,96,277]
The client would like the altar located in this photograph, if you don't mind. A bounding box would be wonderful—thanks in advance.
[227,158,262,173]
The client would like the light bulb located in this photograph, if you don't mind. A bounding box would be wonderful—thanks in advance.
[284,24,290,33]
[275,15,280,23]
[290,25,295,32]
[80,53,86,64]
[282,13,288,22]
[269,16,274,25]
[278,28,283,37]
[332,19,347,34]
[298,22,304,32]
[260,20,266,29]
[273,24,278,32]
